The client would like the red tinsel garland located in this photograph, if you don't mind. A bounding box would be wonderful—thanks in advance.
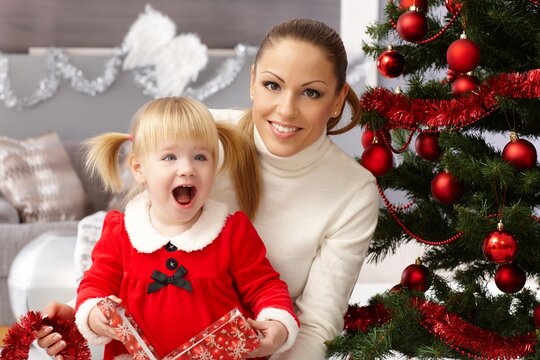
[418,300,537,359]
[343,300,538,359]
[360,69,540,131]
[0,311,91,360]
[344,303,392,333]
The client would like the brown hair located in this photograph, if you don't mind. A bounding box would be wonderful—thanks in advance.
[239,18,361,136]
[84,97,261,219]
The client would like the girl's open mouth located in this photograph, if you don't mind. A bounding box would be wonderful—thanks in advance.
[173,185,197,205]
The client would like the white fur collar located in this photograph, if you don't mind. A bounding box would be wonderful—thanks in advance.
[124,191,229,253]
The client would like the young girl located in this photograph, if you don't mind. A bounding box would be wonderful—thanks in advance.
[74,97,299,359]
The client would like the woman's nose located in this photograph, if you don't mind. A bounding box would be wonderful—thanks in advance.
[277,93,298,118]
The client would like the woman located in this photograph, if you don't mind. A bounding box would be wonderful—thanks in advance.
[38,18,379,360]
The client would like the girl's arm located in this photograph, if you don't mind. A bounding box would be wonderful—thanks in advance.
[227,211,300,354]
[74,211,125,344]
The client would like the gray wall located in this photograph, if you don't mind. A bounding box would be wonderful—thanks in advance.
[0,52,365,157]
[0,53,252,141]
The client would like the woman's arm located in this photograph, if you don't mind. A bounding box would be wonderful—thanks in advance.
[272,183,380,360]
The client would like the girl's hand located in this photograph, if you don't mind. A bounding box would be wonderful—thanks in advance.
[246,318,288,358]
[88,295,122,340]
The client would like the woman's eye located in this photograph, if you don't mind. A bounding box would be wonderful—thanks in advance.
[263,81,280,91]
[194,154,207,161]
[163,154,176,161]
[303,88,321,99]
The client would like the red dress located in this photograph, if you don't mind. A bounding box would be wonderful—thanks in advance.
[76,195,297,359]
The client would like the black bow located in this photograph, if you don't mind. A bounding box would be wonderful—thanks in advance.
[147,265,192,294]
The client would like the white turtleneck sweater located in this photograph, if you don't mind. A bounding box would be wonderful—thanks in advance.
[211,111,379,360]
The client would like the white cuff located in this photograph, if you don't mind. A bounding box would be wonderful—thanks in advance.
[256,307,299,354]
[75,297,113,345]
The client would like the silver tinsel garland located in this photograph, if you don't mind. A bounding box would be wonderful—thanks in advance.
[0,44,368,111]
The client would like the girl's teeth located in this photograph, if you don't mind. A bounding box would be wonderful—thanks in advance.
[272,122,298,133]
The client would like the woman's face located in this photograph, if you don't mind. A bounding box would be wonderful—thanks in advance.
[250,39,347,157]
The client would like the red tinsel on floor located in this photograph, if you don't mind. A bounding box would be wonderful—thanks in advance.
[360,69,540,131]
[0,311,90,360]
[343,300,537,359]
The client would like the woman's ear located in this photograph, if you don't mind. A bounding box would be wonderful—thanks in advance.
[128,155,146,184]
[335,83,349,113]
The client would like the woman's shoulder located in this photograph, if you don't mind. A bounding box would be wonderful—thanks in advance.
[325,140,377,184]
[209,108,246,125]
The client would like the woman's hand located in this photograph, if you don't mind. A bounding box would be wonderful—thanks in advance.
[35,301,75,359]
[246,318,288,358]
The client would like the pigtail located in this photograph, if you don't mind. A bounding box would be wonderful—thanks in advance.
[216,122,261,219]
[83,133,131,193]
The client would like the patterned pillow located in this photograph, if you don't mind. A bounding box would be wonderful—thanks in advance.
[0,132,88,223]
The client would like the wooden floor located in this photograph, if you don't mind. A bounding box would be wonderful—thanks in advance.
[0,325,8,347]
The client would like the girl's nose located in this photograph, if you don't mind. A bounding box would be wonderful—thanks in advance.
[177,160,195,177]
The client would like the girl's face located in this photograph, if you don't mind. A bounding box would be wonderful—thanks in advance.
[250,39,347,157]
[129,139,214,236]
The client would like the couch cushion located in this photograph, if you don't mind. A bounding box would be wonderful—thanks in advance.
[0,194,19,223]
[0,132,88,223]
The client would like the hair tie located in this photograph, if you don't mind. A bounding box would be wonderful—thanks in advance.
[0,311,91,360]
[128,134,133,142]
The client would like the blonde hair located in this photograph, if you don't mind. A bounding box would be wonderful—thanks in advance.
[85,97,261,218]
[241,18,361,136]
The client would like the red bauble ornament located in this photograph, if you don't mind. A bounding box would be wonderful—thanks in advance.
[446,68,458,82]
[451,74,481,96]
[482,222,518,264]
[399,0,428,12]
[415,131,441,161]
[445,0,462,14]
[431,171,464,204]
[401,258,430,291]
[361,143,394,176]
[502,134,537,171]
[446,37,481,73]
[534,304,540,328]
[494,263,526,294]
[397,10,428,42]
[361,125,391,149]
[377,48,406,78]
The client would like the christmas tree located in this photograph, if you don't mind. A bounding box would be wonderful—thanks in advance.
[327,0,540,358]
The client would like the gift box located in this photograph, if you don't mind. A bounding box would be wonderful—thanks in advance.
[97,298,260,360]
[163,307,261,360]
[97,298,160,360]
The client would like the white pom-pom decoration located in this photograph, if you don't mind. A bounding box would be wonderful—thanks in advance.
[154,34,208,97]
[122,4,176,70]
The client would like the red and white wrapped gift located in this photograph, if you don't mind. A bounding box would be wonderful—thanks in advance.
[97,298,160,360]
[163,307,261,360]
[97,298,260,360]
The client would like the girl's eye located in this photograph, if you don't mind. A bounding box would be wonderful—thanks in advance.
[263,81,280,91]
[194,154,207,161]
[303,88,321,99]
[163,154,176,161]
